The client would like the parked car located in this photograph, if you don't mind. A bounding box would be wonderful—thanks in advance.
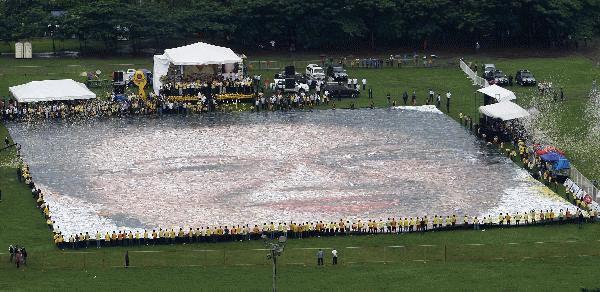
[270,78,309,92]
[486,70,508,85]
[323,84,359,99]
[328,66,348,82]
[515,69,536,86]
[483,64,496,76]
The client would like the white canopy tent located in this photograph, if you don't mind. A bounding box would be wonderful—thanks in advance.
[479,101,530,121]
[9,79,96,103]
[477,84,516,102]
[153,42,243,94]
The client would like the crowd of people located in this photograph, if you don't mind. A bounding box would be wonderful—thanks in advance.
[47,208,595,250]
[158,74,256,97]
[7,245,27,268]
[0,93,227,122]
[479,125,599,214]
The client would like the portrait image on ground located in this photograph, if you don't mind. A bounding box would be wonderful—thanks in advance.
[7,107,573,236]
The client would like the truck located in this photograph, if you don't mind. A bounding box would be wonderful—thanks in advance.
[305,64,326,81]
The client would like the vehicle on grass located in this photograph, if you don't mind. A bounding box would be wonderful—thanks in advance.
[515,69,536,86]
[323,84,359,99]
[327,66,348,82]
[124,69,136,83]
[483,64,496,76]
[306,64,326,81]
[270,78,309,93]
[486,70,509,85]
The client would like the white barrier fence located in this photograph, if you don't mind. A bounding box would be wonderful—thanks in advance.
[569,165,599,203]
[459,59,489,88]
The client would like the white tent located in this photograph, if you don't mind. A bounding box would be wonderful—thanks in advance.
[479,101,530,121]
[153,42,243,94]
[9,79,96,103]
[477,84,516,102]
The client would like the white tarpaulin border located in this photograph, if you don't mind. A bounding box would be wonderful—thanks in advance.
[477,84,517,102]
[9,79,96,103]
[479,101,530,121]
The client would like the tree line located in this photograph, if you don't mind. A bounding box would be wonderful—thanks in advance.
[1,0,599,54]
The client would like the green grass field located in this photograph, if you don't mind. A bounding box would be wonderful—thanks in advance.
[1,53,600,290]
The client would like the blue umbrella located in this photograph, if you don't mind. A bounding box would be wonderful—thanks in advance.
[553,158,571,170]
[540,152,564,162]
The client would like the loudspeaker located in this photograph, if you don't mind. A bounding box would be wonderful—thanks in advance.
[285,78,295,89]
[233,63,239,73]
[285,66,295,77]
[112,71,123,83]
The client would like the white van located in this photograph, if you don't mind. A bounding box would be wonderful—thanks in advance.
[306,64,325,80]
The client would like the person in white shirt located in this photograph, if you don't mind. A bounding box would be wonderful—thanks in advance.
[361,78,367,90]
[352,78,358,90]
[331,249,338,265]
[446,91,452,113]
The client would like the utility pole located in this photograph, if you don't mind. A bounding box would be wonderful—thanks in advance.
[262,235,287,292]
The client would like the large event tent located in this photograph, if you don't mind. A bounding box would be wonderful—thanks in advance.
[153,42,242,94]
[478,101,530,121]
[477,84,517,102]
[9,79,96,103]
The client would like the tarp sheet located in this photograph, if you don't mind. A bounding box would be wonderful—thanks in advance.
[9,79,96,103]
[478,101,530,121]
[477,84,517,102]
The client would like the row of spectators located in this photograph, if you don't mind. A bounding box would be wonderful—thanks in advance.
[53,209,594,250]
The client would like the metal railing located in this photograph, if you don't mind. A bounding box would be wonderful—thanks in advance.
[459,59,489,88]
[570,165,599,203]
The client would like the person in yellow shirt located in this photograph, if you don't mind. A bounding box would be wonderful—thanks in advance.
[95,231,102,248]
[104,232,111,247]
[357,220,365,233]
[177,228,184,244]
[206,227,213,242]
[111,231,118,247]
[187,228,193,243]
[135,230,140,246]
[151,229,158,245]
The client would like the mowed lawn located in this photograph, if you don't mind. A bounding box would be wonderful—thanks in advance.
[1,54,600,290]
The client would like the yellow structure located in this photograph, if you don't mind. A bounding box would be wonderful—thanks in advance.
[132,70,147,100]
